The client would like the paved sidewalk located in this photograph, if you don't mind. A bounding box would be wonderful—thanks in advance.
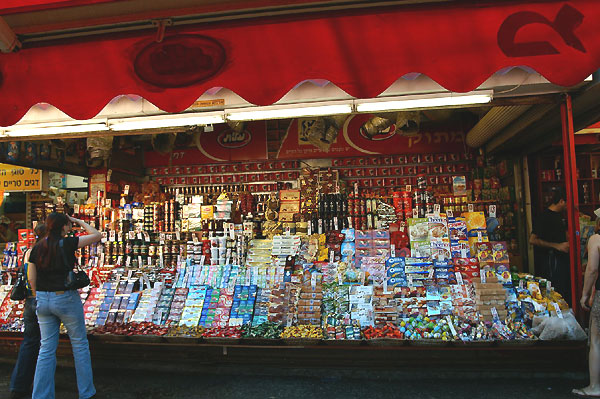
[0,362,588,399]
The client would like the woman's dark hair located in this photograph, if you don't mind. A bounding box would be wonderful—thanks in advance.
[34,223,47,243]
[32,213,71,270]
[550,187,566,205]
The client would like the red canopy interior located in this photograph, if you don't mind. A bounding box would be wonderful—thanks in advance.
[0,0,599,126]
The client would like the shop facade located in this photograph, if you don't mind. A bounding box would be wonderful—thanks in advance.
[0,0,600,352]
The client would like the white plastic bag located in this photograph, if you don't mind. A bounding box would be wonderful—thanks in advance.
[531,310,587,341]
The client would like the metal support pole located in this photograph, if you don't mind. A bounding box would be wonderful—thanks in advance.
[560,94,582,316]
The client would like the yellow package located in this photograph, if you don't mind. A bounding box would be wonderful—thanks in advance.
[463,212,487,231]
[201,205,214,219]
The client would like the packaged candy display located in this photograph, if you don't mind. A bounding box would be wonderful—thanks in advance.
[0,152,576,346]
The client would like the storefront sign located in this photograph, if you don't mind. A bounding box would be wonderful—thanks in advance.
[145,121,267,166]
[0,164,42,191]
[277,114,466,159]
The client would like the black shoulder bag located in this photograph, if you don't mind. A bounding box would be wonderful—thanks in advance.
[61,239,90,290]
[9,255,28,301]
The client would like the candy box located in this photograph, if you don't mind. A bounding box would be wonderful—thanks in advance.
[411,241,431,258]
[475,242,494,263]
[448,217,468,242]
[491,241,510,263]
[408,218,429,242]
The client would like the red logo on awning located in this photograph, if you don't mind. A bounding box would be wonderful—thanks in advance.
[134,34,226,88]
[498,4,585,57]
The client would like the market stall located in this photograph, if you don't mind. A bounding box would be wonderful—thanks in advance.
[0,0,599,355]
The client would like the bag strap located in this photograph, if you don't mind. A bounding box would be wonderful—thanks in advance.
[59,239,81,272]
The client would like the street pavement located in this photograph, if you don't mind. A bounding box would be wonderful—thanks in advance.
[0,362,588,399]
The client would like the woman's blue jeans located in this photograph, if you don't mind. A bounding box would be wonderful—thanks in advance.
[33,290,95,399]
[10,297,40,394]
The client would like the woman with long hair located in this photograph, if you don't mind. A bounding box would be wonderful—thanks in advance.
[9,223,47,399]
[28,213,102,399]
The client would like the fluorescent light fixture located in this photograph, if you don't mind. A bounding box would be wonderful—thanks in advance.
[226,102,353,121]
[110,112,225,131]
[2,120,108,137]
[355,91,493,113]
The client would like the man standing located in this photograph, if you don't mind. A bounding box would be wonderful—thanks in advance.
[0,216,17,243]
[530,187,570,305]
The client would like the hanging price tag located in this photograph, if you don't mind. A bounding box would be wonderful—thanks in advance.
[147,257,152,266]
[117,255,123,265]
[126,256,131,267]
[192,234,199,244]
[307,222,312,236]
[488,205,497,218]
[406,185,412,192]
[105,199,111,207]
[124,185,130,195]
[433,204,441,216]
[137,232,143,240]
[519,280,525,290]
[468,204,474,212]
[408,275,414,287]
[138,256,143,267]
[477,231,483,243]
[390,244,396,258]
[337,270,343,286]
[144,232,150,242]
[456,272,464,285]
[200,255,206,265]
[428,268,434,279]
[348,216,353,229]
[159,233,165,244]
[481,270,487,284]
[412,208,418,218]
[311,273,317,289]
[284,226,291,236]
[175,232,181,241]
[446,209,453,218]
[383,277,389,294]
[318,219,323,234]
[329,250,334,263]
[109,231,116,242]
[334,216,339,231]
[117,232,123,242]
[73,204,80,214]
[128,231,135,240]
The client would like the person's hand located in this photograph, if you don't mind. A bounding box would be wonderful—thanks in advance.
[554,242,569,253]
[581,294,592,311]
[67,215,81,225]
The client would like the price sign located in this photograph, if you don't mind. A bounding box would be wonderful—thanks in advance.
[333,217,339,231]
[0,164,42,192]
[468,204,474,212]
[318,219,323,234]
[117,232,123,242]
[128,231,136,240]
[433,204,441,216]
[446,209,453,218]
[477,231,483,243]
[552,302,564,319]
[489,205,497,218]
[405,185,412,192]
[105,199,111,207]
[159,233,165,244]
[109,231,116,242]
[73,204,80,214]
[491,307,499,321]
[124,185,130,195]
[307,222,312,236]
[137,232,143,240]
[412,208,418,218]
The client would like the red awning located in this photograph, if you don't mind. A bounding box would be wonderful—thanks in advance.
[0,0,599,126]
